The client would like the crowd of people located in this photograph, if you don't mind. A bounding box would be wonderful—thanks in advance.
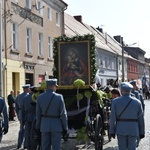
[95,80,145,150]
[0,78,146,150]
[14,79,68,150]
[0,79,68,150]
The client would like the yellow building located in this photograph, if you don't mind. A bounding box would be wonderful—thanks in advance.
[2,0,67,98]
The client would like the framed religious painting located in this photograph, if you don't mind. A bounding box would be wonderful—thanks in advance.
[53,34,97,88]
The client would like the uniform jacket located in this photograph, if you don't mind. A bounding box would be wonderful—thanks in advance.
[109,94,145,136]
[36,89,68,132]
[22,93,36,122]
[132,89,145,111]
[131,89,140,100]
[0,98,9,130]
[15,92,29,120]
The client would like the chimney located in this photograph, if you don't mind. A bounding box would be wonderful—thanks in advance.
[96,26,103,33]
[74,15,82,22]
[113,35,123,44]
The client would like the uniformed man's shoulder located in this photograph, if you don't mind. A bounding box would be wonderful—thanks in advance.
[133,90,140,95]
[38,91,45,97]
[111,96,121,103]
[0,96,4,100]
[55,92,63,97]
[0,97,5,105]
[131,96,142,105]
[23,93,31,100]
[16,92,23,97]
[17,92,24,97]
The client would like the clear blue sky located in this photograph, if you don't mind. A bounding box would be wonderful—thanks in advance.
[64,0,150,58]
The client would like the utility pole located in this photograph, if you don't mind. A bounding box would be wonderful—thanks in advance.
[121,37,124,82]
[0,0,2,96]
[4,0,7,98]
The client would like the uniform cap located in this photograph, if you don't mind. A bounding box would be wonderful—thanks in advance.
[22,84,30,88]
[130,80,137,86]
[29,86,35,89]
[120,82,133,92]
[46,78,58,87]
[29,86,36,92]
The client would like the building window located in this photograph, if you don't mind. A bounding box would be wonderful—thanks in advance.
[99,55,103,67]
[12,23,18,50]
[131,64,133,72]
[38,1,43,16]
[56,12,60,26]
[105,57,107,68]
[26,0,31,9]
[109,58,112,69]
[26,28,32,53]
[128,63,130,71]
[130,63,131,71]
[100,78,103,86]
[114,57,116,69]
[112,60,115,69]
[47,7,52,20]
[38,33,43,56]
[134,64,136,72]
[135,65,137,73]
[25,73,33,85]
[108,57,112,69]
[118,60,121,70]
[48,37,52,58]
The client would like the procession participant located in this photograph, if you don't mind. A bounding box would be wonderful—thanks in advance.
[145,89,150,99]
[0,97,9,143]
[15,84,30,149]
[129,80,140,99]
[7,90,16,121]
[111,88,121,99]
[95,74,101,90]
[103,85,113,100]
[109,88,121,111]
[130,80,145,111]
[36,79,68,150]
[30,85,42,150]
[22,86,36,150]
[109,82,145,150]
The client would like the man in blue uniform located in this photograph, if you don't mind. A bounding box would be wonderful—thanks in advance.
[0,97,9,143]
[36,79,68,150]
[15,84,30,149]
[22,86,36,150]
[130,80,140,99]
[130,80,145,111]
[109,82,145,150]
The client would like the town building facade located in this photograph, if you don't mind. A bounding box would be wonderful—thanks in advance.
[2,0,67,97]
[1,0,150,98]
[65,14,120,86]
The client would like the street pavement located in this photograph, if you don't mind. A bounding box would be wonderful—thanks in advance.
[1,100,150,150]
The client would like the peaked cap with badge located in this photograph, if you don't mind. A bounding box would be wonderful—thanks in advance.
[46,78,58,87]
[22,84,30,88]
[120,82,133,92]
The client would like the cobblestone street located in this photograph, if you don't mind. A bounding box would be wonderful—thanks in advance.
[0,100,150,150]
